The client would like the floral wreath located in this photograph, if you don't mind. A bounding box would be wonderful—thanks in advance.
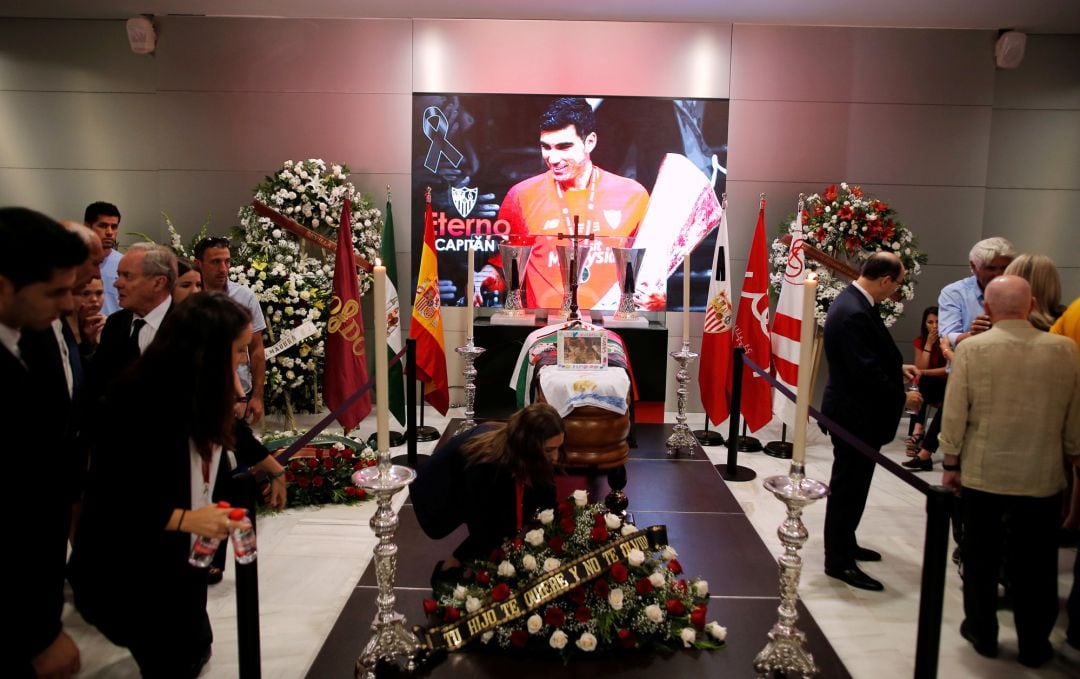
[258,430,377,509]
[768,183,927,327]
[421,490,727,657]
[228,160,383,419]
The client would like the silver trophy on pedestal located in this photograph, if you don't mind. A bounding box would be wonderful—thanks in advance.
[612,247,644,321]
[496,243,533,317]
[555,242,590,319]
[352,457,421,677]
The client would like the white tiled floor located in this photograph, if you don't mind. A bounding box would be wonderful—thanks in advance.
[66,408,1078,677]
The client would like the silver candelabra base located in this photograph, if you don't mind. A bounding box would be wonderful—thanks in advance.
[665,341,698,454]
[353,462,421,678]
[454,338,486,436]
[754,462,829,679]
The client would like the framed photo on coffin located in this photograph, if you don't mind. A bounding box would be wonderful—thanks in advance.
[557,330,607,370]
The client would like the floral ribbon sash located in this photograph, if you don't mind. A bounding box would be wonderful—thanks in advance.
[418,525,668,652]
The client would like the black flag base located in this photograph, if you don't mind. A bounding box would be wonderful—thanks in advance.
[415,425,440,442]
[693,429,725,447]
[737,436,764,452]
[367,431,407,449]
[763,441,794,459]
[390,452,430,468]
[715,463,757,482]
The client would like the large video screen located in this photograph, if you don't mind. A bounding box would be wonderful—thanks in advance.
[410,94,729,312]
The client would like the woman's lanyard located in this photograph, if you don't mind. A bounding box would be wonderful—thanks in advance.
[515,479,525,532]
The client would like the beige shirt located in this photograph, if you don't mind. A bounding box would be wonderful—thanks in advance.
[939,319,1080,497]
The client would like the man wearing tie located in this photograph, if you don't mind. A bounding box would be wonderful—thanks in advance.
[821,251,921,591]
[0,207,89,678]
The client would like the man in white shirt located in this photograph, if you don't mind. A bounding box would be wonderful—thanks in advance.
[83,202,123,316]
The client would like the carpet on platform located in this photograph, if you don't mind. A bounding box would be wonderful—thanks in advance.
[307,421,850,678]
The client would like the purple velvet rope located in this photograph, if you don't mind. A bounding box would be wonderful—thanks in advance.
[272,347,408,465]
[741,354,932,496]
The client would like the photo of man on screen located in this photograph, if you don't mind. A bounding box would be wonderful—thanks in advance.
[480,98,650,310]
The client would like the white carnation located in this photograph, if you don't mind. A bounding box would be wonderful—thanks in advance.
[648,572,665,588]
[465,596,481,614]
[706,622,727,642]
[497,560,516,578]
[621,523,637,536]
[543,557,561,573]
[572,490,588,507]
[537,509,555,525]
[527,614,543,634]
[694,580,709,597]
[452,585,466,601]
[525,528,545,547]
[481,631,494,644]
[644,604,665,623]
[661,546,679,561]
[627,548,645,567]
[522,554,538,572]
[604,513,621,530]
[608,588,624,610]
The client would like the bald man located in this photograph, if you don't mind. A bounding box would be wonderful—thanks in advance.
[940,275,1080,667]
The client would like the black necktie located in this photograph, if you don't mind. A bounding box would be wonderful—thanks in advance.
[129,318,147,358]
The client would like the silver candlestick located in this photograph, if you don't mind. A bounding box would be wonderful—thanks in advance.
[454,338,486,435]
[754,462,829,679]
[352,458,421,678]
[665,341,698,454]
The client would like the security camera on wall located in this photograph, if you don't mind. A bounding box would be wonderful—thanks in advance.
[126,16,156,55]
[994,30,1026,69]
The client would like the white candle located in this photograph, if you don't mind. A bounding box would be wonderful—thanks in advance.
[682,254,691,345]
[466,242,475,336]
[373,260,389,456]
[792,273,817,464]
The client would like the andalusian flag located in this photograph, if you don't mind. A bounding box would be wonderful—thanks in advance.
[382,196,407,427]
[408,195,450,415]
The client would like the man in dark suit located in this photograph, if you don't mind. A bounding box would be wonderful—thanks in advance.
[84,242,176,408]
[821,251,921,591]
[0,207,89,678]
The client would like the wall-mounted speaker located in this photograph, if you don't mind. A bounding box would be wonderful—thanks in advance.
[994,31,1026,69]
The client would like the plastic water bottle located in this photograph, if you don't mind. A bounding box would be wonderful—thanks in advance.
[188,501,231,568]
[229,508,257,564]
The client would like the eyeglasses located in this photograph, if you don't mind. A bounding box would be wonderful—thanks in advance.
[194,236,231,259]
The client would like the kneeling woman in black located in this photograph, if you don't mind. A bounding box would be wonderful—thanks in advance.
[411,403,565,583]
[69,293,287,678]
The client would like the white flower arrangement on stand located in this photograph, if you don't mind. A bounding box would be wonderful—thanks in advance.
[231,159,383,424]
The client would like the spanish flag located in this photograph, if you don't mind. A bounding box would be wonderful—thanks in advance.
[408,192,450,415]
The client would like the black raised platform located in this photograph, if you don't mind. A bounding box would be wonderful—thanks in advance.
[307,421,850,678]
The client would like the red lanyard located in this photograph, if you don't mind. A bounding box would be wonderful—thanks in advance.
[515,479,525,532]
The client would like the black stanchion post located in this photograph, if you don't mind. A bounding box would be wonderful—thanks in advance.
[913,486,952,679]
[391,339,421,468]
[716,347,756,481]
[236,558,261,679]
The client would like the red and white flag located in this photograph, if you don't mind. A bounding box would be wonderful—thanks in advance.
[323,198,373,431]
[733,201,773,433]
[770,201,807,427]
[698,203,734,426]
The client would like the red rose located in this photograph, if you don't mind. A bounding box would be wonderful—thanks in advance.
[476,571,491,585]
[593,579,610,598]
[289,460,301,471]
[672,580,688,593]
[345,487,357,497]
[343,450,354,459]
[354,461,365,470]
[365,458,377,467]
[617,628,637,649]
[823,184,838,202]
[635,577,654,595]
[574,605,592,623]
[568,587,586,606]
[306,458,319,469]
[593,513,605,527]
[491,583,510,602]
[355,488,366,500]
[285,471,296,482]
[512,537,524,551]
[690,605,707,628]
[590,525,609,542]
[560,517,576,534]
[297,477,310,488]
[422,598,438,615]
[668,559,683,575]
[510,629,529,648]
[490,547,506,562]
[315,449,324,460]
[547,536,565,554]
[312,475,325,487]
[610,563,629,583]
[323,458,334,469]
[543,607,565,627]
[558,500,574,515]
[666,598,686,616]
[443,606,460,622]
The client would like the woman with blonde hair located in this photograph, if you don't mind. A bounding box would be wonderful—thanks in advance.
[1005,253,1064,331]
